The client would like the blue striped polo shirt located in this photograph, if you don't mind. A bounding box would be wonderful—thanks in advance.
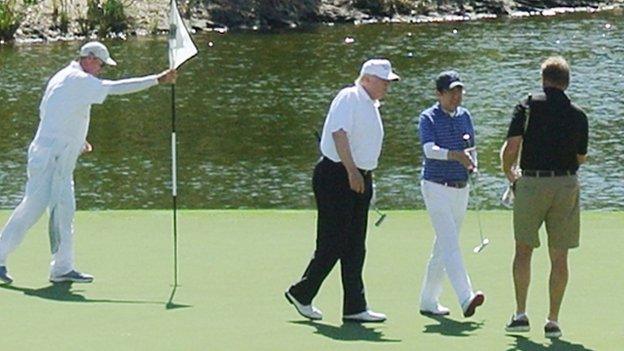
[418,103,475,182]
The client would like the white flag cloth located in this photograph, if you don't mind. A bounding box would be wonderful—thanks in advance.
[168,0,198,70]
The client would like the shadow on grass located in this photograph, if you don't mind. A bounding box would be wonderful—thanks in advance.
[506,335,595,351]
[290,320,401,343]
[165,284,191,310]
[1,282,161,305]
[422,315,485,336]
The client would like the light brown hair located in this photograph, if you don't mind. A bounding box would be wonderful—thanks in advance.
[541,56,570,89]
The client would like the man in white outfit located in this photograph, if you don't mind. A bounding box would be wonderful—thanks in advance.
[417,71,485,317]
[0,41,176,284]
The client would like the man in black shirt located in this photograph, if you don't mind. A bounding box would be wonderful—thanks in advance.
[500,56,588,339]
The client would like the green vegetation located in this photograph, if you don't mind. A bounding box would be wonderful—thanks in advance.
[0,0,20,41]
[100,0,128,34]
[51,0,70,33]
[0,210,621,350]
[77,0,129,36]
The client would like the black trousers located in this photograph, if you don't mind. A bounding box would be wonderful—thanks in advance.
[289,157,373,315]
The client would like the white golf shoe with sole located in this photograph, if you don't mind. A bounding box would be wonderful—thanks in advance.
[343,310,387,323]
[49,270,94,283]
[284,291,322,320]
[0,266,13,284]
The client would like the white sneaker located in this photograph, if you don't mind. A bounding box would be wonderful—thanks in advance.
[49,270,94,283]
[462,291,485,317]
[284,291,322,320]
[343,310,387,323]
[420,303,451,316]
[0,266,13,284]
[544,320,562,338]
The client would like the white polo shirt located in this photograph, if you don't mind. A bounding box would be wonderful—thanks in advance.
[320,83,384,171]
[35,61,109,148]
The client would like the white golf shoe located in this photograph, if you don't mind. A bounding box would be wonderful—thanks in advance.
[0,266,13,284]
[462,291,485,317]
[420,303,451,316]
[284,291,322,320]
[49,270,94,283]
[343,310,387,323]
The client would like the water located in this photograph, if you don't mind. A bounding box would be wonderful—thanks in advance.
[0,11,623,210]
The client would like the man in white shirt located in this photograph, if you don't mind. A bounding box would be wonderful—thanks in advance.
[0,41,176,284]
[285,59,399,323]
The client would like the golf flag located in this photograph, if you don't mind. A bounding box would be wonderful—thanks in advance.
[168,0,198,70]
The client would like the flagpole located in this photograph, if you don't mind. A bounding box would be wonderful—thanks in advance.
[171,83,178,288]
[168,0,197,294]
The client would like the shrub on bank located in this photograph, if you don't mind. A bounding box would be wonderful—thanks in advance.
[77,0,129,36]
[0,0,20,41]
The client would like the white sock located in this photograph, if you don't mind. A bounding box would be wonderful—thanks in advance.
[514,312,527,320]
[546,319,559,326]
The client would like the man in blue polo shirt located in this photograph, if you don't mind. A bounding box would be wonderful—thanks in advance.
[416,70,485,318]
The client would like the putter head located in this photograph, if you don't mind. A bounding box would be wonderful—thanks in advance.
[473,238,490,253]
[374,213,386,227]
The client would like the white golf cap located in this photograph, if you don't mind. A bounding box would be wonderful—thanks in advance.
[79,41,117,66]
[359,59,400,81]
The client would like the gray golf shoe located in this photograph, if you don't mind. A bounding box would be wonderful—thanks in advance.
[49,270,94,283]
[0,266,13,284]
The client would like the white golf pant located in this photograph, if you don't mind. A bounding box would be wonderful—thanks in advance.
[0,137,81,277]
[420,180,474,309]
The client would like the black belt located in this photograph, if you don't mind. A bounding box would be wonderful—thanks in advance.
[321,157,372,176]
[430,180,467,189]
[523,170,576,177]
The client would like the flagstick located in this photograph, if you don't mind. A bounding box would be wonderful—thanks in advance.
[171,83,179,288]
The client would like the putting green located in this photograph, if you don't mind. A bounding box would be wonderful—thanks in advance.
[0,210,620,350]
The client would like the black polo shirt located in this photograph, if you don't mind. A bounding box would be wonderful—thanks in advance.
[506,87,588,172]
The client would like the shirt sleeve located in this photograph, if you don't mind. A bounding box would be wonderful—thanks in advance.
[423,142,449,160]
[324,89,355,134]
[577,110,589,155]
[506,101,528,138]
[102,75,159,96]
[418,113,435,145]
[81,74,109,105]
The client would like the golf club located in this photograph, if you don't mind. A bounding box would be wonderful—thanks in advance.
[462,134,489,253]
[373,206,387,227]
[314,129,386,227]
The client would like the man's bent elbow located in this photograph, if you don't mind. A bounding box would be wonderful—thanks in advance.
[577,154,588,165]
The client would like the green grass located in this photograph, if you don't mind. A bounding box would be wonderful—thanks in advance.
[0,210,620,350]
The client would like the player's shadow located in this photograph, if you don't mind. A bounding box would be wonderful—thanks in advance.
[0,282,161,305]
[291,320,401,343]
[506,335,595,351]
[422,315,485,336]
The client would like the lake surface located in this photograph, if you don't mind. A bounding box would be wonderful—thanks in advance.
[0,10,622,210]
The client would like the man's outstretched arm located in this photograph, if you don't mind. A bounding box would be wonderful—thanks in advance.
[103,69,177,95]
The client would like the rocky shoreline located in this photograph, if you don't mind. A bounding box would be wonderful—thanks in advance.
[5,0,624,44]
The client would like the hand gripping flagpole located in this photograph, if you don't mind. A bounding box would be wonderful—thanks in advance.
[168,0,198,292]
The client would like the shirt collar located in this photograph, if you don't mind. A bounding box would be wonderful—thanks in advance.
[435,102,458,118]
[356,83,381,108]
[543,86,570,105]
[70,60,85,72]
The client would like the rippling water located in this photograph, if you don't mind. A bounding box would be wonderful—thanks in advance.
[0,11,622,209]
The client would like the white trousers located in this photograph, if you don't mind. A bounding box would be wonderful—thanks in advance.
[420,180,474,309]
[0,137,80,277]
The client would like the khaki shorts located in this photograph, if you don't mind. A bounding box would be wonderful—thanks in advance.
[513,175,580,249]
